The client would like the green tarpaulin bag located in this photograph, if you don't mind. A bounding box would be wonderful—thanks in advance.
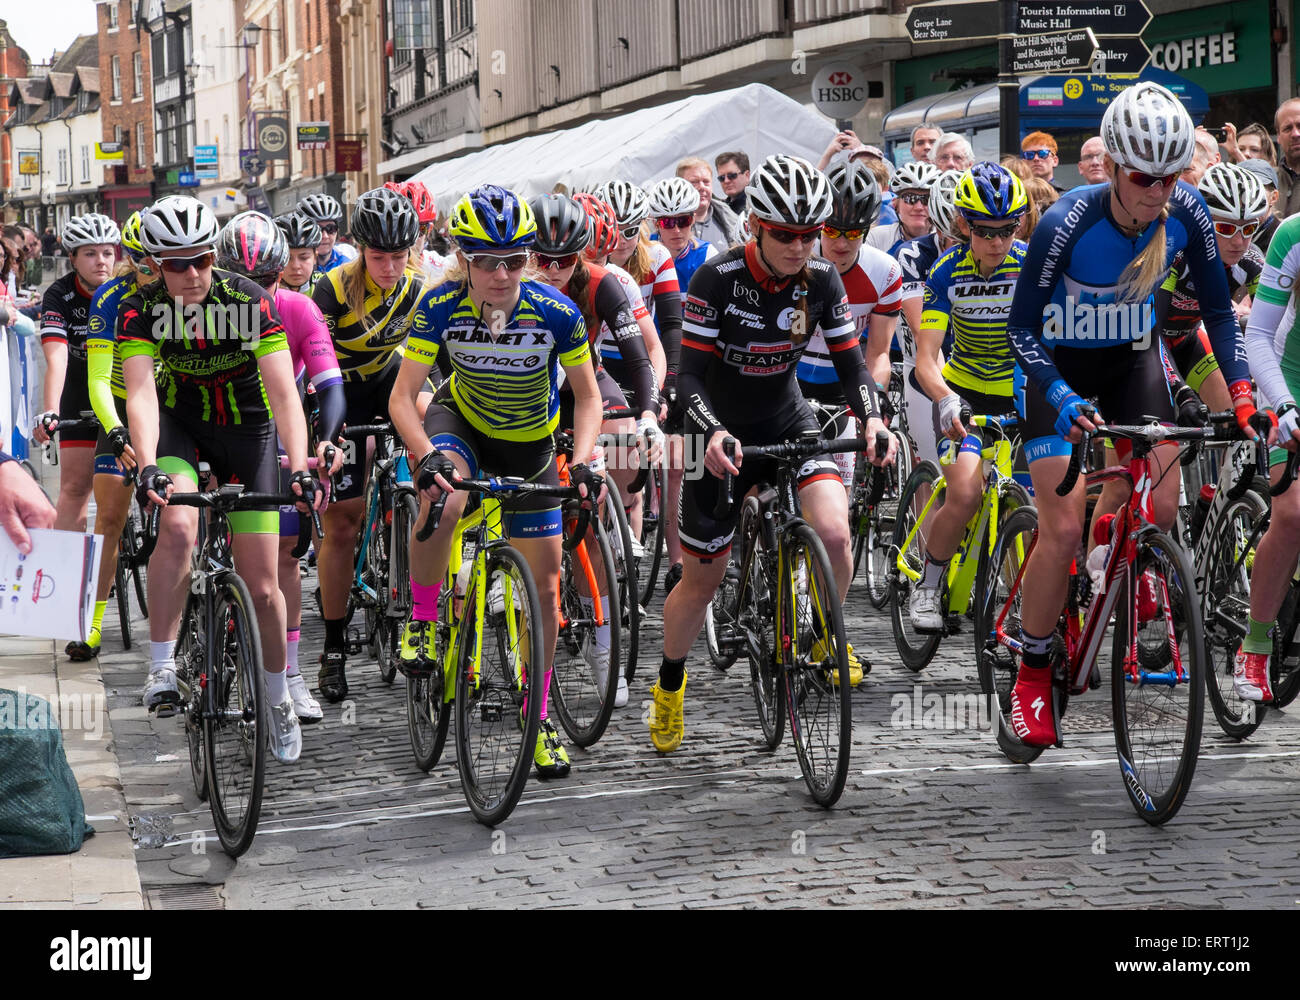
[0,689,94,857]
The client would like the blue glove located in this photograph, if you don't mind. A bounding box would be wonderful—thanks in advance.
[1046,380,1088,439]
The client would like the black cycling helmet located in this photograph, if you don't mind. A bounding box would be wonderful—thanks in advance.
[350,187,419,252]
[529,194,591,256]
[274,211,323,249]
[825,160,882,230]
[298,193,344,225]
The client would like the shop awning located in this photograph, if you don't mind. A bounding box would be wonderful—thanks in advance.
[410,82,838,213]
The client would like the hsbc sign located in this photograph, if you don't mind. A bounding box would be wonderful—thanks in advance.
[811,62,871,120]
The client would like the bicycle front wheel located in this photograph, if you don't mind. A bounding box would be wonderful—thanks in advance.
[1202,490,1268,738]
[739,500,784,750]
[551,514,621,747]
[784,522,851,807]
[890,461,944,671]
[862,432,912,611]
[637,463,665,609]
[601,480,639,687]
[202,573,267,857]
[455,545,544,826]
[377,493,419,685]
[175,592,207,802]
[1111,529,1204,825]
[114,552,132,650]
[1270,581,1300,708]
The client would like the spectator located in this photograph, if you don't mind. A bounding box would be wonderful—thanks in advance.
[858,156,897,227]
[1239,157,1281,253]
[933,132,974,172]
[1229,122,1278,166]
[0,452,56,554]
[676,156,739,253]
[1274,98,1300,218]
[817,129,860,170]
[910,124,941,163]
[714,151,751,214]
[40,227,56,256]
[1001,154,1033,181]
[1077,136,1107,185]
[1181,128,1222,187]
[1020,131,1064,192]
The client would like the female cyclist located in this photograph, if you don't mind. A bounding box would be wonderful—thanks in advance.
[649,155,896,753]
[298,193,358,275]
[908,163,1029,632]
[216,211,347,726]
[312,186,428,702]
[867,161,941,256]
[124,196,321,763]
[1006,82,1259,746]
[274,211,324,296]
[390,185,605,780]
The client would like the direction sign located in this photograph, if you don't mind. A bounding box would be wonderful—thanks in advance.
[1089,35,1153,75]
[1016,1,1151,38]
[1010,27,1098,75]
[905,0,998,43]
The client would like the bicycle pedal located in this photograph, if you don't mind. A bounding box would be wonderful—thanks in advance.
[944,615,963,634]
[344,627,367,655]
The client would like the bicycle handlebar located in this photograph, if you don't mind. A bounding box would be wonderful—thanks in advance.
[142,485,325,560]
[339,423,394,439]
[713,434,885,519]
[413,477,593,550]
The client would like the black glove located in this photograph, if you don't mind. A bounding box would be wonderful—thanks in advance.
[106,425,131,459]
[289,469,319,508]
[1173,380,1208,428]
[136,464,171,508]
[416,452,458,494]
[569,461,604,503]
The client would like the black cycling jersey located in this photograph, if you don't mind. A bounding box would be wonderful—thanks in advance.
[40,272,94,362]
[679,243,878,439]
[1156,242,1264,345]
[569,263,656,413]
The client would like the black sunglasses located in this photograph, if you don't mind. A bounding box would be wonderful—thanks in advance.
[320,222,339,234]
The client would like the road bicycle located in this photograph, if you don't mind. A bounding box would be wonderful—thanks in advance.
[703,430,887,806]
[982,415,1211,825]
[142,483,321,857]
[889,410,1031,674]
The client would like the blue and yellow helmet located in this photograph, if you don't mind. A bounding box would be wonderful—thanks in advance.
[953,162,1028,222]
[449,185,536,252]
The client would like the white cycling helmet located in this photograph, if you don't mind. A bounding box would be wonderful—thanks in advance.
[1198,162,1268,221]
[594,180,650,227]
[928,169,964,240]
[891,160,942,194]
[647,177,700,218]
[1101,81,1196,176]
[61,213,121,250]
[141,196,220,253]
[746,154,833,227]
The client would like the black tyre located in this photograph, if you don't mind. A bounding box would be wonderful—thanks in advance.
[784,522,852,806]
[114,554,132,651]
[1271,582,1300,709]
[737,499,784,750]
[1111,530,1204,825]
[862,433,913,611]
[407,668,451,772]
[704,557,742,672]
[455,545,544,826]
[636,463,665,608]
[1202,491,1268,738]
[601,479,639,687]
[175,593,207,802]
[203,573,266,857]
[124,504,149,618]
[889,461,944,671]
[974,483,1034,714]
[365,484,398,684]
[551,513,621,747]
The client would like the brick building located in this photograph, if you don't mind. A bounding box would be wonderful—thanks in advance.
[96,0,155,221]
[0,21,32,220]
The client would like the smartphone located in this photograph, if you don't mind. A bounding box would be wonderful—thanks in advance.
[1208,127,1228,143]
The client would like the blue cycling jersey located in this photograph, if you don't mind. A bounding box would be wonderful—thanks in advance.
[1007,181,1249,400]
[672,241,716,298]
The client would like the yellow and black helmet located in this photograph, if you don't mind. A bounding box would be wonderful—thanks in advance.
[953,162,1028,222]
[120,210,146,258]
[448,185,536,252]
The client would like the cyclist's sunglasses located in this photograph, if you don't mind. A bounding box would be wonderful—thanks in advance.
[655,214,694,230]
[1125,170,1179,189]
[619,224,643,239]
[760,221,823,245]
[822,225,865,241]
[466,251,529,273]
[157,251,215,273]
[1213,219,1260,238]
[534,251,579,269]
[1022,148,1054,159]
[898,192,929,206]
[319,222,339,234]
[969,222,1019,241]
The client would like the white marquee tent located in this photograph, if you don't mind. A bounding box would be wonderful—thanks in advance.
[410,83,839,211]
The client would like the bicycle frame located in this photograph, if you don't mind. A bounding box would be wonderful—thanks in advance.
[351,436,413,611]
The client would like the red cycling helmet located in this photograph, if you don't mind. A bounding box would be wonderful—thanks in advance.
[572,192,619,258]
[384,180,438,224]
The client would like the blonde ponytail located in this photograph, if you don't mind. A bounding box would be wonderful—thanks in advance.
[1116,206,1169,304]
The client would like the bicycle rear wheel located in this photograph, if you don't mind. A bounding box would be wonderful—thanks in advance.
[1271,582,1300,709]
[455,545,544,826]
[784,522,851,807]
[377,493,418,685]
[861,433,912,611]
[974,483,1034,713]
[407,669,451,772]
[601,480,639,686]
[704,557,742,672]
[1111,529,1204,825]
[890,461,944,671]
[114,553,132,650]
[636,463,665,608]
[738,500,784,750]
[202,572,267,857]
[1202,491,1268,738]
[551,514,621,747]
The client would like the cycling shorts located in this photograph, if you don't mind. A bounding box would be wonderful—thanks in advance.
[677,403,840,561]
[1162,328,1219,395]
[1021,343,1173,465]
[423,383,564,539]
[92,397,130,477]
[156,412,280,534]
[58,359,96,447]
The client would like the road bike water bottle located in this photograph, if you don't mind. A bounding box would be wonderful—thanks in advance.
[1087,513,1115,595]
[1188,483,1216,543]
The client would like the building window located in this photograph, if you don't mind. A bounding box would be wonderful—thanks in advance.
[112,55,121,101]
[21,170,31,190]
[81,144,90,183]
[58,148,69,185]
[107,3,118,28]
[450,0,474,36]
[133,52,143,97]
[137,121,146,167]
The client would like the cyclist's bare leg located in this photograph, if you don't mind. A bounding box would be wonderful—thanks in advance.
[509,533,563,689]
[409,449,472,588]
[1088,444,1126,550]
[146,473,200,642]
[278,535,302,635]
[318,497,363,619]
[662,552,730,660]
[799,477,853,602]
[54,447,94,532]
[90,472,132,605]
[232,531,288,681]
[921,450,982,562]
[1248,457,1300,623]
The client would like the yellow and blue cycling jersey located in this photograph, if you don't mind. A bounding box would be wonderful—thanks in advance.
[921,241,1027,396]
[405,279,591,442]
[311,263,425,381]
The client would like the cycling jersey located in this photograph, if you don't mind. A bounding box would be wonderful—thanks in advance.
[797,246,902,393]
[311,264,425,381]
[866,221,929,258]
[664,239,718,301]
[1157,243,1263,346]
[405,279,591,442]
[118,270,288,426]
[637,242,684,378]
[275,288,345,445]
[578,262,656,411]
[314,243,357,276]
[921,241,1027,397]
[86,274,139,432]
[41,273,98,443]
[680,242,878,440]
[1245,214,1300,407]
[592,261,651,365]
[1008,181,1250,405]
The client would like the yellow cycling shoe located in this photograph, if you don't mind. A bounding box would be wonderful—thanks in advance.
[534,719,571,779]
[399,618,438,676]
[648,671,687,753]
[812,638,863,687]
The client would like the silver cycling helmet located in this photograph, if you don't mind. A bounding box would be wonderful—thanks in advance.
[1101,81,1196,176]
[646,176,700,218]
[1198,162,1269,221]
[745,154,833,227]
